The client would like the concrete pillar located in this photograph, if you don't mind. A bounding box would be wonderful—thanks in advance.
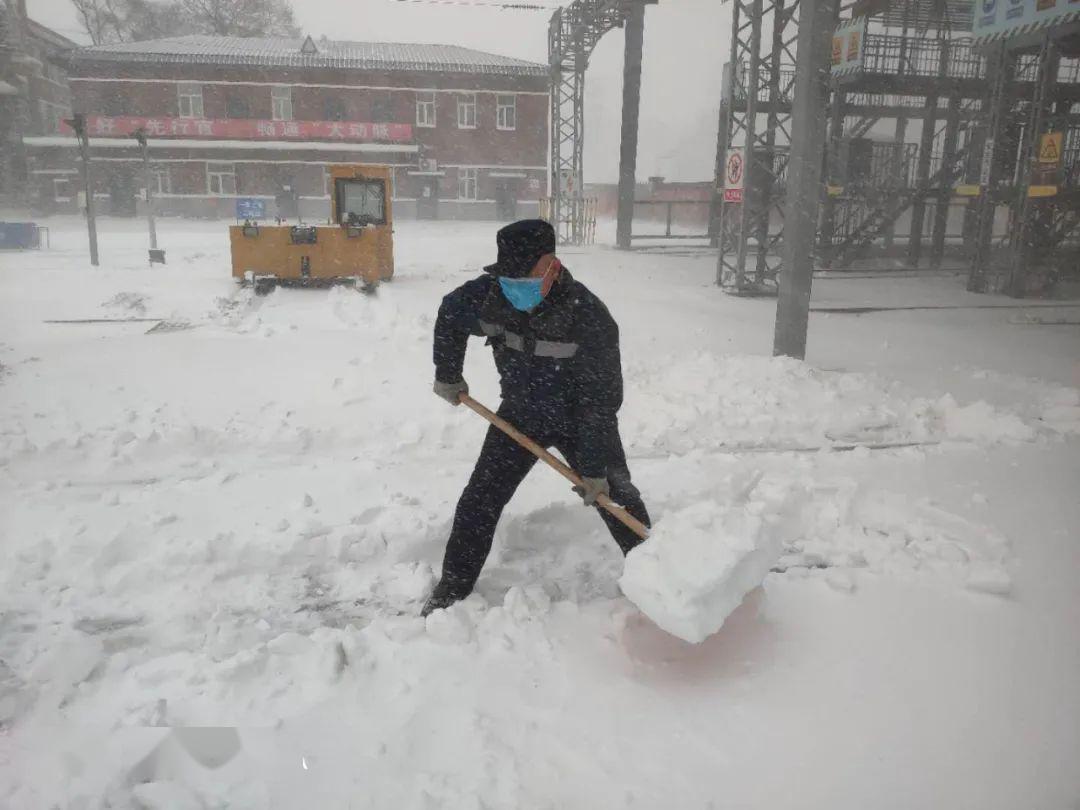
[615,3,646,250]
[774,0,835,359]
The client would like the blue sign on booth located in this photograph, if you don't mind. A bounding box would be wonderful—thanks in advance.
[236,198,267,220]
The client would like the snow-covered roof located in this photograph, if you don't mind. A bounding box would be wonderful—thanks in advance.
[67,35,548,78]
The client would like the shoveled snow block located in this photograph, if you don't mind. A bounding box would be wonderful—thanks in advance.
[619,475,800,644]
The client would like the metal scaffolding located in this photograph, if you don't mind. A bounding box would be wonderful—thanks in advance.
[713,0,806,293]
[713,0,1080,297]
[969,33,1080,295]
[548,0,655,245]
[818,1,986,271]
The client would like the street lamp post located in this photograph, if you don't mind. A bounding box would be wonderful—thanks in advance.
[65,113,99,267]
[133,128,165,264]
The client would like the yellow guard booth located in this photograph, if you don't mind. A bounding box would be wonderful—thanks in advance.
[229,164,394,289]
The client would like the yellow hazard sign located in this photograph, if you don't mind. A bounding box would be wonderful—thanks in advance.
[1028,185,1058,198]
[1038,132,1062,165]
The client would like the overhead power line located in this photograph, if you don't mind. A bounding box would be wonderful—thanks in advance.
[391,0,561,10]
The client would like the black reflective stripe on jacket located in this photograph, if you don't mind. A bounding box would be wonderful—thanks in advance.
[432,268,623,478]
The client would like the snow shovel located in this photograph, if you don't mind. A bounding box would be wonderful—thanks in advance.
[459,394,650,541]
[461,394,782,645]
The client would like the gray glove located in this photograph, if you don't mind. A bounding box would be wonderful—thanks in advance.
[433,378,468,406]
[573,476,610,507]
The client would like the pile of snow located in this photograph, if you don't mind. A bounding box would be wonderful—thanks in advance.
[779,479,1013,594]
[623,352,1039,455]
[620,473,800,643]
[1036,386,1080,436]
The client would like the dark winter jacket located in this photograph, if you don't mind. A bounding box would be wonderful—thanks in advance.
[433,268,623,478]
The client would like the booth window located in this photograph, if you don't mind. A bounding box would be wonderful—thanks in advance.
[335,177,387,225]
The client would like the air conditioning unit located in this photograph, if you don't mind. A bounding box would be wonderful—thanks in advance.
[419,158,438,173]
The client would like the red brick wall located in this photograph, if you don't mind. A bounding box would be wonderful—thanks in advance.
[68,61,549,170]
[30,54,548,217]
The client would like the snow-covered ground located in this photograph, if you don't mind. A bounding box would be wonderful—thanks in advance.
[1,216,1078,809]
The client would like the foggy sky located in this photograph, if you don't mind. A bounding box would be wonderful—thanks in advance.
[28,0,729,183]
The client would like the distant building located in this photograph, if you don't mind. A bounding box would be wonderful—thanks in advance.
[0,0,75,208]
[27,35,549,220]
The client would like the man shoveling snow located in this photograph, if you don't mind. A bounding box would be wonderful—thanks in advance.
[423,219,652,615]
[422,220,790,643]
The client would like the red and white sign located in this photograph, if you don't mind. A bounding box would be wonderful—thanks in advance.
[60,115,413,142]
[723,148,745,203]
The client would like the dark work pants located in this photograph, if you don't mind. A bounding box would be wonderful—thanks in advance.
[438,402,651,598]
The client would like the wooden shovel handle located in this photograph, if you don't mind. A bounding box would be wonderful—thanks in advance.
[459,393,650,541]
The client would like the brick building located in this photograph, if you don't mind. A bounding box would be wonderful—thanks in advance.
[0,0,75,208]
[24,35,549,220]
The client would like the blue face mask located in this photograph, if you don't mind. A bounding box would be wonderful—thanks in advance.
[499,277,544,312]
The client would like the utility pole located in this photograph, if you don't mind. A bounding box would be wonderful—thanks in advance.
[66,113,99,267]
[615,2,646,250]
[773,0,835,358]
[133,128,163,263]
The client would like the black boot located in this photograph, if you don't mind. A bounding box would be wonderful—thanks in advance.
[421,579,468,617]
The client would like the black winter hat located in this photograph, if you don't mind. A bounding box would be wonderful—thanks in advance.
[483,219,556,278]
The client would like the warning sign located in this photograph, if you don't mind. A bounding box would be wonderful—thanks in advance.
[847,30,861,61]
[830,17,867,75]
[723,149,745,204]
[558,170,577,196]
[1038,131,1062,165]
[1031,131,1063,191]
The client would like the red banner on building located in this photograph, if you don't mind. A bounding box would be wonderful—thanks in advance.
[60,115,413,142]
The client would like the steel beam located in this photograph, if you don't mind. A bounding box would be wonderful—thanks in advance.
[1005,34,1060,297]
[548,0,652,246]
[930,93,961,268]
[968,43,1016,292]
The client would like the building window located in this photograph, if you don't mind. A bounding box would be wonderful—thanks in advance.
[178,83,204,119]
[416,92,436,128]
[496,95,516,131]
[103,93,129,116]
[324,96,346,122]
[38,101,65,134]
[457,94,477,129]
[207,162,236,195]
[271,86,293,121]
[226,95,250,119]
[458,168,478,200]
[53,178,71,201]
[150,168,171,195]
[371,92,393,123]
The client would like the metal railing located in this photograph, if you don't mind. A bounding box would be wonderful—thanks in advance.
[860,35,986,80]
[538,197,597,246]
[630,200,711,240]
[1063,148,1080,191]
[728,64,797,106]
[1015,55,1080,83]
